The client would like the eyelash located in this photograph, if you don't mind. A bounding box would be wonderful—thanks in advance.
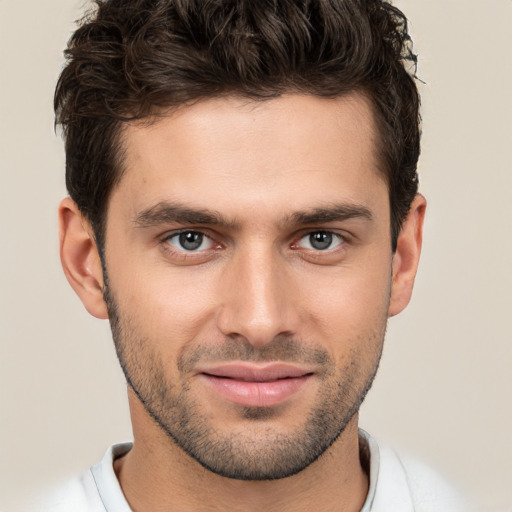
[159,228,348,263]
[293,231,345,251]
[160,230,222,261]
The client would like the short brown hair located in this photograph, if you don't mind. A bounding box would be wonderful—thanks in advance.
[55,0,420,252]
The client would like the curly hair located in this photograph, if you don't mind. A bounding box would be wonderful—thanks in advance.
[55,0,420,252]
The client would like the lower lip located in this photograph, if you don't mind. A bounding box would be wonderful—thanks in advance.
[200,374,313,408]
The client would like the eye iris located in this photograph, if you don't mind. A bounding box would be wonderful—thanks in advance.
[310,231,332,250]
[179,232,203,250]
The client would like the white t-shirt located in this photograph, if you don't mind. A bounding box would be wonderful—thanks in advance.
[28,431,474,512]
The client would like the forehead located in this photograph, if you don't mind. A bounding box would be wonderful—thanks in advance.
[111,93,387,225]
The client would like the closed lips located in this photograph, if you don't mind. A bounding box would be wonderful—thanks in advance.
[197,363,315,407]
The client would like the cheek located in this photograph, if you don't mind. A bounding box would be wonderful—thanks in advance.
[298,261,391,352]
[114,265,221,348]
[107,239,392,357]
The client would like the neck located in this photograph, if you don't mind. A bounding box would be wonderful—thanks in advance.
[115,389,369,512]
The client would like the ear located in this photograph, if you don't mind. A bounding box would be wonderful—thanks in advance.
[59,197,109,319]
[388,194,427,317]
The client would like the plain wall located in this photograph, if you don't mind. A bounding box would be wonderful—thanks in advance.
[0,0,511,510]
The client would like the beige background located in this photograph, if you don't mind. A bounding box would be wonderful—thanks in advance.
[0,0,511,510]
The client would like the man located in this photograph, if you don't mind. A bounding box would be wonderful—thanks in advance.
[41,0,472,510]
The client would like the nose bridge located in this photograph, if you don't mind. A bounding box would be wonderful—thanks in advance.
[217,240,296,346]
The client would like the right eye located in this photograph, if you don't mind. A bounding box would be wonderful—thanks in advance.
[165,231,215,252]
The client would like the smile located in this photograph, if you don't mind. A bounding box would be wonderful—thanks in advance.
[197,363,315,408]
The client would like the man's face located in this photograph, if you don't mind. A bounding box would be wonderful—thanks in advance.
[103,93,393,479]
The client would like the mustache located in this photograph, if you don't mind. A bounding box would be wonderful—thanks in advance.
[178,335,332,374]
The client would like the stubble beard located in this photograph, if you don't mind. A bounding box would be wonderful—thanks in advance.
[103,284,386,481]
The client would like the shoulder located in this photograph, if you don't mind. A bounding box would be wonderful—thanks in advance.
[359,429,476,512]
[20,443,133,512]
[376,443,476,512]
[21,469,106,512]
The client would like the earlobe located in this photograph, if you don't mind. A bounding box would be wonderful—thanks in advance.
[59,197,109,319]
[388,194,427,317]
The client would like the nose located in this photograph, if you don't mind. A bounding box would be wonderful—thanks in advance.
[216,244,299,348]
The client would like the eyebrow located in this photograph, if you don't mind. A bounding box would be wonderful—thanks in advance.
[287,204,373,225]
[133,201,373,229]
[133,202,240,229]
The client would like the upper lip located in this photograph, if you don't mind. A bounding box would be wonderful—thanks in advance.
[196,363,314,382]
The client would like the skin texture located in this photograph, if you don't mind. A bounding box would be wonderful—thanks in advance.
[59,93,425,511]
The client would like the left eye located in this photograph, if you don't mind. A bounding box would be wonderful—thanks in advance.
[297,231,343,251]
[167,231,214,251]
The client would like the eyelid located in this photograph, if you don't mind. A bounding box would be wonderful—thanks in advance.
[159,228,224,261]
[161,228,214,242]
[157,227,350,265]
[292,229,347,249]
[166,230,213,251]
